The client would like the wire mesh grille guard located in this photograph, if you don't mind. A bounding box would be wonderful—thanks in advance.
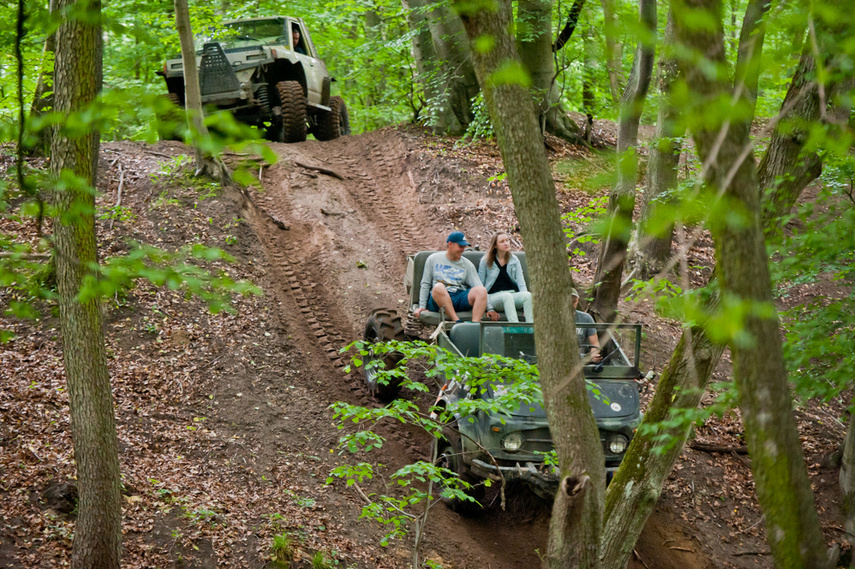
[199,42,241,97]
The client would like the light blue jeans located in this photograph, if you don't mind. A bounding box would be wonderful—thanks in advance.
[487,291,533,323]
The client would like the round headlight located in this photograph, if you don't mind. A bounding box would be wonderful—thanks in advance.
[501,432,524,452]
[608,433,629,454]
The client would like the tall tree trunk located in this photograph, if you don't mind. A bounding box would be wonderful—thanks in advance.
[51,1,122,567]
[634,11,681,280]
[590,0,656,322]
[425,2,480,134]
[599,0,624,105]
[674,1,834,566]
[733,0,772,113]
[842,403,855,548]
[601,4,834,567]
[517,0,583,142]
[454,0,605,566]
[174,0,229,180]
[581,21,596,144]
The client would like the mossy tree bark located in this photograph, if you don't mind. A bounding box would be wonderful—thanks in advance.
[674,0,834,566]
[454,0,604,565]
[174,0,229,181]
[50,1,122,567]
[590,0,655,322]
[602,3,834,566]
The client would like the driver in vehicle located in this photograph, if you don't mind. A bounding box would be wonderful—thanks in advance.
[572,288,601,361]
[292,23,307,55]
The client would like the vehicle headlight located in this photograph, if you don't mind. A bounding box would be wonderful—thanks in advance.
[502,432,524,452]
[608,433,629,454]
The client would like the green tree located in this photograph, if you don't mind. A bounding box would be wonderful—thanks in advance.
[50,0,123,566]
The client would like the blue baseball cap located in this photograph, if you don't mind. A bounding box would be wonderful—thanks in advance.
[447,231,470,247]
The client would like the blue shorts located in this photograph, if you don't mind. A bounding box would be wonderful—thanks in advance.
[428,289,473,312]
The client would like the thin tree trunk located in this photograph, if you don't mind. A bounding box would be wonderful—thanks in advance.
[51,1,122,567]
[590,0,656,322]
[174,0,229,181]
[554,0,586,52]
[841,404,855,548]
[674,1,834,566]
[600,0,623,105]
[635,10,681,280]
[601,5,832,566]
[29,0,57,155]
[454,0,605,565]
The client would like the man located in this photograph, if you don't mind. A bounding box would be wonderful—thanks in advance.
[292,24,307,55]
[572,288,601,361]
[415,232,493,323]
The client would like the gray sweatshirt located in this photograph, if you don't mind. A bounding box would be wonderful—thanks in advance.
[418,252,482,309]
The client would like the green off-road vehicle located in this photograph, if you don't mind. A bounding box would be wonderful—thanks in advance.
[157,16,349,143]
[362,250,649,511]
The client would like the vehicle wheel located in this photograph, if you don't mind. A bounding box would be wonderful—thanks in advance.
[314,96,341,141]
[275,80,307,143]
[434,426,484,514]
[363,308,405,401]
[337,97,351,135]
[156,93,185,141]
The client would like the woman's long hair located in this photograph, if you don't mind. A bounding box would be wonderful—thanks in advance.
[485,232,509,268]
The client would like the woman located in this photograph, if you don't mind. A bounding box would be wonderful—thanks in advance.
[478,232,533,323]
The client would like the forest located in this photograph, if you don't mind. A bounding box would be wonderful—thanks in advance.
[1,0,853,568]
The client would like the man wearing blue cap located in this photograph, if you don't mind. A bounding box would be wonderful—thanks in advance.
[414,231,491,323]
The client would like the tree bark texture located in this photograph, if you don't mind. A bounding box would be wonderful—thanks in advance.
[635,10,681,280]
[517,0,583,142]
[454,0,605,565]
[423,1,480,134]
[674,1,834,566]
[590,0,655,322]
[599,0,624,105]
[50,1,122,567]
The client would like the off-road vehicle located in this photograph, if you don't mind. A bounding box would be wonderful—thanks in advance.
[157,16,349,142]
[361,250,648,510]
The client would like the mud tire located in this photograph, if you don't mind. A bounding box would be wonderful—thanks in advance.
[337,97,351,136]
[433,426,484,514]
[362,308,405,401]
[276,80,307,143]
[314,96,342,141]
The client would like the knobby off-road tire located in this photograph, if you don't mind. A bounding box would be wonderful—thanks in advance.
[337,97,351,136]
[276,80,307,143]
[433,426,485,514]
[362,308,405,401]
[314,96,342,141]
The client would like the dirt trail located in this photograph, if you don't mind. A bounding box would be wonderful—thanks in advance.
[238,128,713,569]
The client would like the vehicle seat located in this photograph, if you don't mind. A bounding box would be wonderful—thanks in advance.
[407,250,530,325]
[449,322,481,357]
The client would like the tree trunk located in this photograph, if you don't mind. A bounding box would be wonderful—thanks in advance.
[424,2,480,134]
[674,1,834,566]
[590,0,656,322]
[634,10,681,280]
[454,0,605,566]
[732,0,772,114]
[602,6,834,567]
[174,0,229,181]
[554,0,586,52]
[517,0,583,142]
[51,1,122,567]
[581,21,596,144]
[599,0,623,105]
[841,404,855,548]
[29,0,57,155]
